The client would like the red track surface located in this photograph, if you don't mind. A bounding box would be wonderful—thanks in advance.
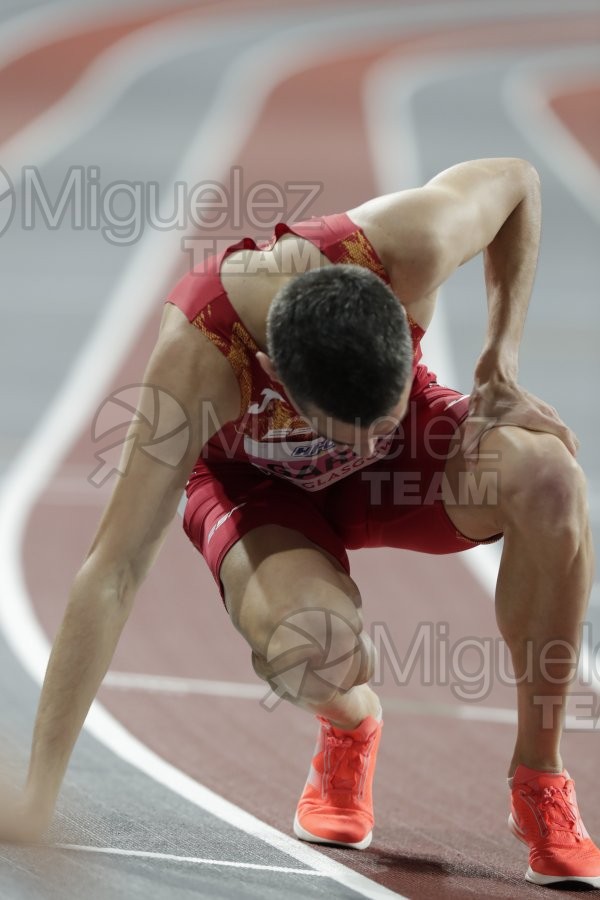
[0,0,374,144]
[550,83,600,165]
[12,6,600,898]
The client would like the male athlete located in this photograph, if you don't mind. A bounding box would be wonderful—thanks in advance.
[1,158,599,888]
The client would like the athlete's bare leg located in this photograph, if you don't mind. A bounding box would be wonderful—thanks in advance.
[443,424,594,776]
[220,525,382,729]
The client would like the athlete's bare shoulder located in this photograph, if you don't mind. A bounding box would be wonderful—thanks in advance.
[347,193,441,328]
[219,233,331,349]
[347,190,439,302]
[348,158,537,329]
[160,301,240,423]
[348,158,537,297]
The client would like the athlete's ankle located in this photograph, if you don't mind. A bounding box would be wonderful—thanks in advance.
[508,751,563,779]
[317,685,382,730]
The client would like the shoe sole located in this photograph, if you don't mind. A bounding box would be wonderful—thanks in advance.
[525,867,600,887]
[509,813,600,887]
[293,812,372,850]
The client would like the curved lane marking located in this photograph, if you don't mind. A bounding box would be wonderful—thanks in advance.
[55,844,329,874]
[549,82,600,166]
[503,44,600,225]
[2,2,599,896]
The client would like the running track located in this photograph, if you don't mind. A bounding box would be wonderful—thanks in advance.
[1,1,599,898]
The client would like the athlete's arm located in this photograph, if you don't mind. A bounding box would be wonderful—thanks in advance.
[350,157,577,457]
[350,157,540,332]
[0,304,239,841]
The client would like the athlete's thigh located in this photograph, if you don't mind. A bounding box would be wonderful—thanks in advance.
[443,421,582,541]
[442,422,529,540]
[220,524,363,651]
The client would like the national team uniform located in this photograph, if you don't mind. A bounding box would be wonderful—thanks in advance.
[166,212,501,602]
[165,213,600,888]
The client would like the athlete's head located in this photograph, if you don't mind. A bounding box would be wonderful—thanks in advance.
[259,264,413,453]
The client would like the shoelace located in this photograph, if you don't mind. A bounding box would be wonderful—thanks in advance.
[536,783,581,837]
[322,731,376,800]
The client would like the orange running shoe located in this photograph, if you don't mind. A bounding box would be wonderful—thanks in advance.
[509,764,600,887]
[293,713,382,850]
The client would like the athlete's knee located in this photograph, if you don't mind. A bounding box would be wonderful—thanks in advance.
[228,564,360,650]
[247,592,374,702]
[252,625,375,704]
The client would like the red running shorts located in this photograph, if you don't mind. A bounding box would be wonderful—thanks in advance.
[182,381,503,604]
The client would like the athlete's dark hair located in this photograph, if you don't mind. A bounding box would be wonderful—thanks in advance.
[266,264,413,425]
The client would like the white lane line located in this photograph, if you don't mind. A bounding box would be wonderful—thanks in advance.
[0,10,275,179]
[503,44,600,226]
[3,0,598,179]
[383,697,600,731]
[0,0,192,93]
[0,10,433,900]
[101,671,600,730]
[3,6,596,899]
[54,845,327,874]
[103,671,266,698]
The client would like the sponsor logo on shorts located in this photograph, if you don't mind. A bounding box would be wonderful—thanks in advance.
[206,502,247,544]
[444,393,470,410]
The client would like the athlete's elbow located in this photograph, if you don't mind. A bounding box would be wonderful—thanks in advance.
[508,158,540,195]
[74,553,138,613]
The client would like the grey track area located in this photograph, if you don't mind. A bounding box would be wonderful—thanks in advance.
[0,1,598,898]
[1,657,348,900]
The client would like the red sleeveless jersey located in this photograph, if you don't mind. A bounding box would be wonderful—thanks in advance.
[166,212,433,493]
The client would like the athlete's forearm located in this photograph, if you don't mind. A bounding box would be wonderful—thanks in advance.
[476,163,542,383]
[24,560,133,821]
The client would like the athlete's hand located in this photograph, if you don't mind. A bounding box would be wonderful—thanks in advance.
[0,780,51,844]
[461,377,579,468]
